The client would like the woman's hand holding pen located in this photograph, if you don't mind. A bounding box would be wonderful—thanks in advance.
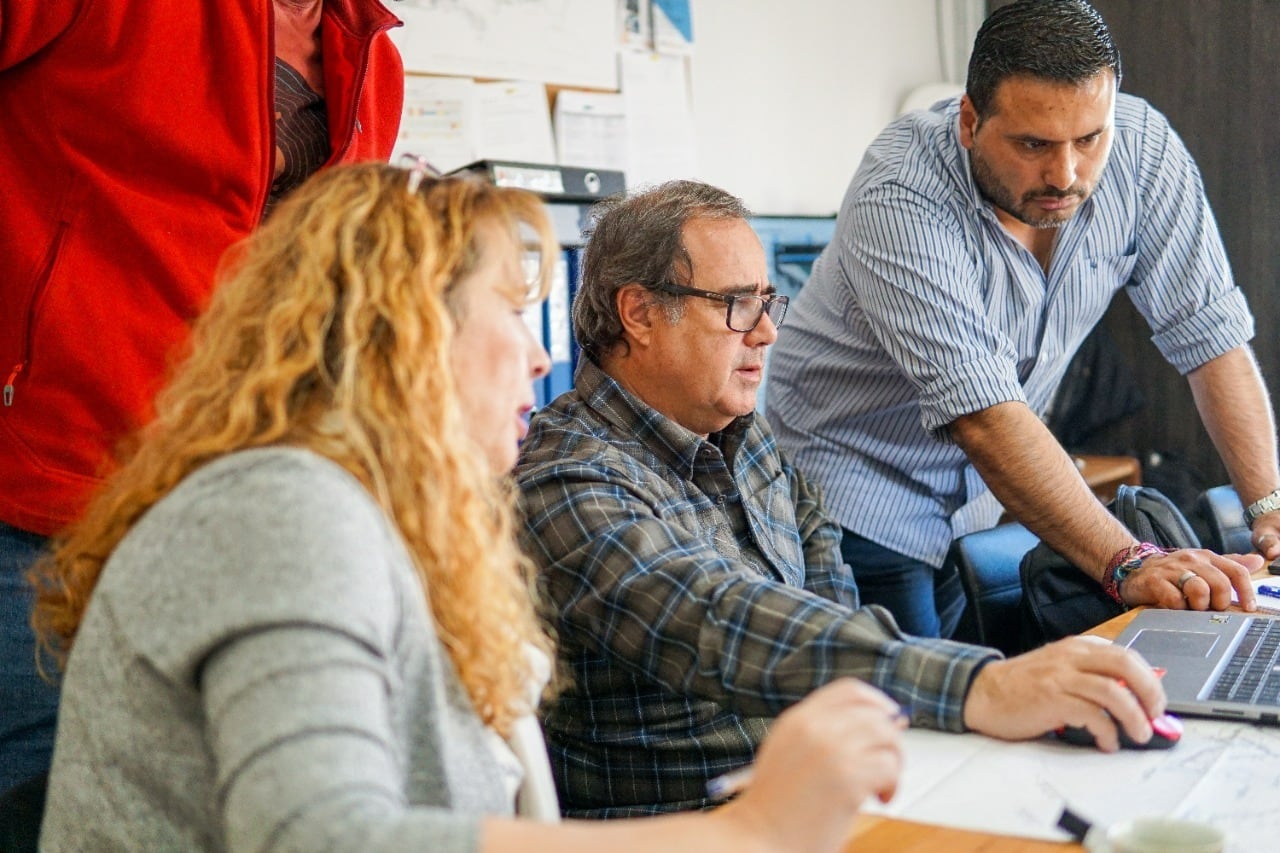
[712,678,908,853]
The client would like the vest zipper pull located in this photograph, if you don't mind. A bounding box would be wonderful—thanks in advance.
[4,363,24,406]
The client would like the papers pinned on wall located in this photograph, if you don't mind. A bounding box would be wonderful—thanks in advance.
[474,80,557,165]
[392,1,702,192]
[617,0,653,52]
[652,0,694,54]
[620,51,697,188]
[392,75,478,173]
[389,0,617,90]
[554,91,628,172]
[393,77,556,174]
[616,0,693,54]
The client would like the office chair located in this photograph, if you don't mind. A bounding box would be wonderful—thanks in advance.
[948,522,1039,655]
[0,772,47,853]
[1195,484,1252,555]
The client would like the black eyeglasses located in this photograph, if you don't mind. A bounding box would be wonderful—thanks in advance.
[651,282,789,332]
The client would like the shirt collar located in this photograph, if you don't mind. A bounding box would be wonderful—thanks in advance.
[574,359,754,480]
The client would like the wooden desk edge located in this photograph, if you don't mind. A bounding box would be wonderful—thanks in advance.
[847,814,1078,851]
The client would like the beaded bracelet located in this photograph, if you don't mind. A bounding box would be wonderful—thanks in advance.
[1101,542,1169,605]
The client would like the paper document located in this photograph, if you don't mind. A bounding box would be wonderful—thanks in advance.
[617,0,652,51]
[554,90,627,171]
[392,75,479,174]
[620,51,696,187]
[388,0,617,90]
[651,0,694,54]
[473,80,557,165]
[862,720,1280,852]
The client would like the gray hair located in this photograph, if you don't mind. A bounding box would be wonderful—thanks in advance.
[573,180,751,360]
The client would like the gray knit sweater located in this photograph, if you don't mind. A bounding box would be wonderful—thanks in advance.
[41,448,513,851]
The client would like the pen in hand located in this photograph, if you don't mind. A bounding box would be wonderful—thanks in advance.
[706,763,755,801]
[705,705,911,802]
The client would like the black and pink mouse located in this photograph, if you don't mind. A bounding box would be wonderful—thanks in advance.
[1056,713,1183,749]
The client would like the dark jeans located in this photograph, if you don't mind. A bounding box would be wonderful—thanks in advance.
[840,529,964,639]
[0,522,58,792]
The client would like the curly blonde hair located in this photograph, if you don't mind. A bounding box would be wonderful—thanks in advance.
[31,163,556,735]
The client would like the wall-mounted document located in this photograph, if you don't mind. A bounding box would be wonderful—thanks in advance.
[474,80,557,165]
[394,77,558,174]
[620,52,697,188]
[617,0,652,51]
[652,0,694,54]
[554,91,628,172]
[617,0,692,54]
[389,0,618,90]
[391,75,479,173]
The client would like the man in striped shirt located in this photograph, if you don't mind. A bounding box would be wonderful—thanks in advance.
[766,0,1279,638]
[516,179,1167,817]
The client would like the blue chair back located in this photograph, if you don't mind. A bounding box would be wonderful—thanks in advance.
[949,522,1039,654]
[1196,485,1252,555]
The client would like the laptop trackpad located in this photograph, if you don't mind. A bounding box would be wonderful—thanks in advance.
[1129,629,1221,659]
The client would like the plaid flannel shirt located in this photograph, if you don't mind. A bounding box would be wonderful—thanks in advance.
[515,360,1000,817]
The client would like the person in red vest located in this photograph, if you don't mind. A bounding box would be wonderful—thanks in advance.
[0,0,405,792]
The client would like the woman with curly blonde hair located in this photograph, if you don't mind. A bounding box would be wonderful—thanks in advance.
[33,162,905,852]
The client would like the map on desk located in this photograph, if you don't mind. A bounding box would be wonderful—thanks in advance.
[861,718,1280,852]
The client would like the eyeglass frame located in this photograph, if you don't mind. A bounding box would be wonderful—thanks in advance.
[398,152,549,290]
[649,281,789,333]
[399,152,444,193]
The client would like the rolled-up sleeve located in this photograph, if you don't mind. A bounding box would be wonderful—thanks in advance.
[1127,101,1255,373]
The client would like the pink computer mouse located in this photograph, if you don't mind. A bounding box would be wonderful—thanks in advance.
[1057,713,1183,749]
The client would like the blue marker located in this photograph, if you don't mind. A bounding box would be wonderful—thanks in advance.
[1257,585,1280,598]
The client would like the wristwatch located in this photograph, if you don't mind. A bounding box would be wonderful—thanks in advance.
[1245,487,1280,527]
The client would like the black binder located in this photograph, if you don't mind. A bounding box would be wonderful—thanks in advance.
[449,159,625,202]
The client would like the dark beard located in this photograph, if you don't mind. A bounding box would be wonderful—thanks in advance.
[970,148,1087,229]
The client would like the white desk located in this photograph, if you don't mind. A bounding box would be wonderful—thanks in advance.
[842,606,1280,852]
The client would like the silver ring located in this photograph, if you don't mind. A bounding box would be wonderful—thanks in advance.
[1176,570,1196,591]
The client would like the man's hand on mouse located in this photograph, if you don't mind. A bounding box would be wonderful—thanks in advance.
[1056,710,1182,750]
[962,636,1167,751]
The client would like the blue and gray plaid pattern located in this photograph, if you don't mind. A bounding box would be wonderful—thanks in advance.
[515,360,998,816]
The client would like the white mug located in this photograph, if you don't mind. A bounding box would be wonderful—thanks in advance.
[1086,817,1226,853]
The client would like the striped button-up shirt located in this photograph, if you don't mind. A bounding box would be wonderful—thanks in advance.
[766,93,1254,568]
[515,360,998,816]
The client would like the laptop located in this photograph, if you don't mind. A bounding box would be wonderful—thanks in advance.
[1113,609,1280,724]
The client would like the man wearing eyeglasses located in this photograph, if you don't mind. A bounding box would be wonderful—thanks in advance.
[514,179,1169,818]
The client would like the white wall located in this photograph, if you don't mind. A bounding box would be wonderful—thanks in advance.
[690,0,956,214]
[390,0,976,216]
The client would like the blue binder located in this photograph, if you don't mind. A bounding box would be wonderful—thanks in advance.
[544,250,575,403]
[523,299,549,409]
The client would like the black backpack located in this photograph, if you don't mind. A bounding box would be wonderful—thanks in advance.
[1018,484,1200,650]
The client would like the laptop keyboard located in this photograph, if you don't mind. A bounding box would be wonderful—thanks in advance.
[1208,618,1280,704]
